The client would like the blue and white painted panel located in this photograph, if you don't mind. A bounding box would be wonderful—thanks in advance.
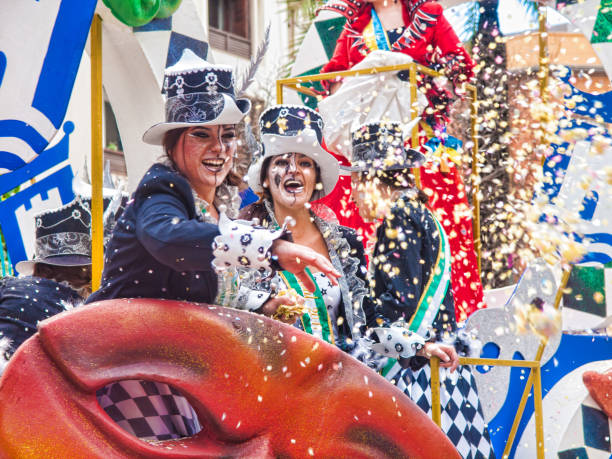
[0,0,96,174]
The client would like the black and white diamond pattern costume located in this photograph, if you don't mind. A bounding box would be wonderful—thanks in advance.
[384,362,495,459]
[363,194,495,459]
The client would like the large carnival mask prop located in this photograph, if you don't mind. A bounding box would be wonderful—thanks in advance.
[0,299,459,458]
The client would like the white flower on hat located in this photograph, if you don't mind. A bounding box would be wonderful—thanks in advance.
[279,108,289,117]
[176,75,185,95]
[205,72,218,94]
[72,209,81,219]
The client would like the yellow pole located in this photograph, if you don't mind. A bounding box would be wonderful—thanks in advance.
[502,268,570,457]
[430,356,441,427]
[538,6,549,104]
[502,364,538,458]
[470,87,481,275]
[90,14,104,291]
[533,365,545,459]
[276,80,283,104]
[409,63,422,188]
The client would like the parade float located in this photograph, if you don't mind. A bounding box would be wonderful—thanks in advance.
[0,0,610,457]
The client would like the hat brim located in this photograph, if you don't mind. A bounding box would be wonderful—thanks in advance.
[142,95,251,145]
[340,148,427,173]
[15,255,92,276]
[247,131,339,199]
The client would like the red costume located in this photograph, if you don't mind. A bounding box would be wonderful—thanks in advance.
[317,0,485,321]
[322,0,473,86]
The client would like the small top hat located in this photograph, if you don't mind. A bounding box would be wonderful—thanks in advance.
[16,197,94,276]
[142,49,251,145]
[246,104,339,200]
[15,195,117,276]
[341,119,426,173]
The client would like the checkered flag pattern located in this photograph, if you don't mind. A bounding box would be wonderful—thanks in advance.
[385,363,495,459]
[557,395,611,458]
[97,380,201,442]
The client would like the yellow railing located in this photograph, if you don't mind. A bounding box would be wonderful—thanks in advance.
[431,356,545,459]
[276,63,482,273]
[431,269,569,459]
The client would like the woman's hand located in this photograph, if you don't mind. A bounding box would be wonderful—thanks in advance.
[417,342,459,373]
[259,294,304,324]
[271,239,340,291]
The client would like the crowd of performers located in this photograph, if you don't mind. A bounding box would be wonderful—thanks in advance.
[0,1,499,457]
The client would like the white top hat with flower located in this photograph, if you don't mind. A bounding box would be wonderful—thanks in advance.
[247,104,339,200]
[142,49,251,145]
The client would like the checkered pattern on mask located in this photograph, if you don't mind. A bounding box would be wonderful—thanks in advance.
[97,380,201,442]
[385,362,495,459]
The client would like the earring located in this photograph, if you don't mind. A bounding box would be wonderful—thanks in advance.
[262,183,269,188]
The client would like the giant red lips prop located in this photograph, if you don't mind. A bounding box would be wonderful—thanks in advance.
[0,299,459,458]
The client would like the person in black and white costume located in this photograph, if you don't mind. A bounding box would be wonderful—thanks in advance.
[87,50,340,442]
[236,105,368,351]
[347,120,495,459]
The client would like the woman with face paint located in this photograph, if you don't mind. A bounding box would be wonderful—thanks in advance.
[86,52,340,442]
[237,105,368,352]
[346,121,495,459]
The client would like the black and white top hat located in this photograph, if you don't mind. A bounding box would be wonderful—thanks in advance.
[341,118,426,173]
[142,49,251,145]
[247,105,339,200]
[15,197,97,276]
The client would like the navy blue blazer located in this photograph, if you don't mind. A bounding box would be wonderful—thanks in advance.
[0,276,82,357]
[87,163,221,304]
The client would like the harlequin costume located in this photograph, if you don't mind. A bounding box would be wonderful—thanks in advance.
[317,0,485,321]
[345,122,495,459]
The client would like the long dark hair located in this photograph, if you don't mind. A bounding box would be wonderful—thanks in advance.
[162,128,242,187]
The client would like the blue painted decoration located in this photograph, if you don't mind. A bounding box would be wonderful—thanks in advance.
[0,122,75,270]
[0,0,96,169]
[485,334,611,457]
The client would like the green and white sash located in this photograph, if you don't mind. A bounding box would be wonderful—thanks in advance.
[381,213,451,378]
[279,269,335,345]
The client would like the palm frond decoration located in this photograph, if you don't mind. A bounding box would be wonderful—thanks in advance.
[236,23,271,97]
[445,1,481,43]
[281,0,326,77]
[516,0,539,21]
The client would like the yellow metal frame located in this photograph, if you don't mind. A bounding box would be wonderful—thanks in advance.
[430,356,545,459]
[90,14,104,291]
[276,63,482,273]
[431,270,570,459]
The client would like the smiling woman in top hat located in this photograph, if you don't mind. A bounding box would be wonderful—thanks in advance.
[85,50,340,442]
[237,104,368,352]
[347,120,495,458]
